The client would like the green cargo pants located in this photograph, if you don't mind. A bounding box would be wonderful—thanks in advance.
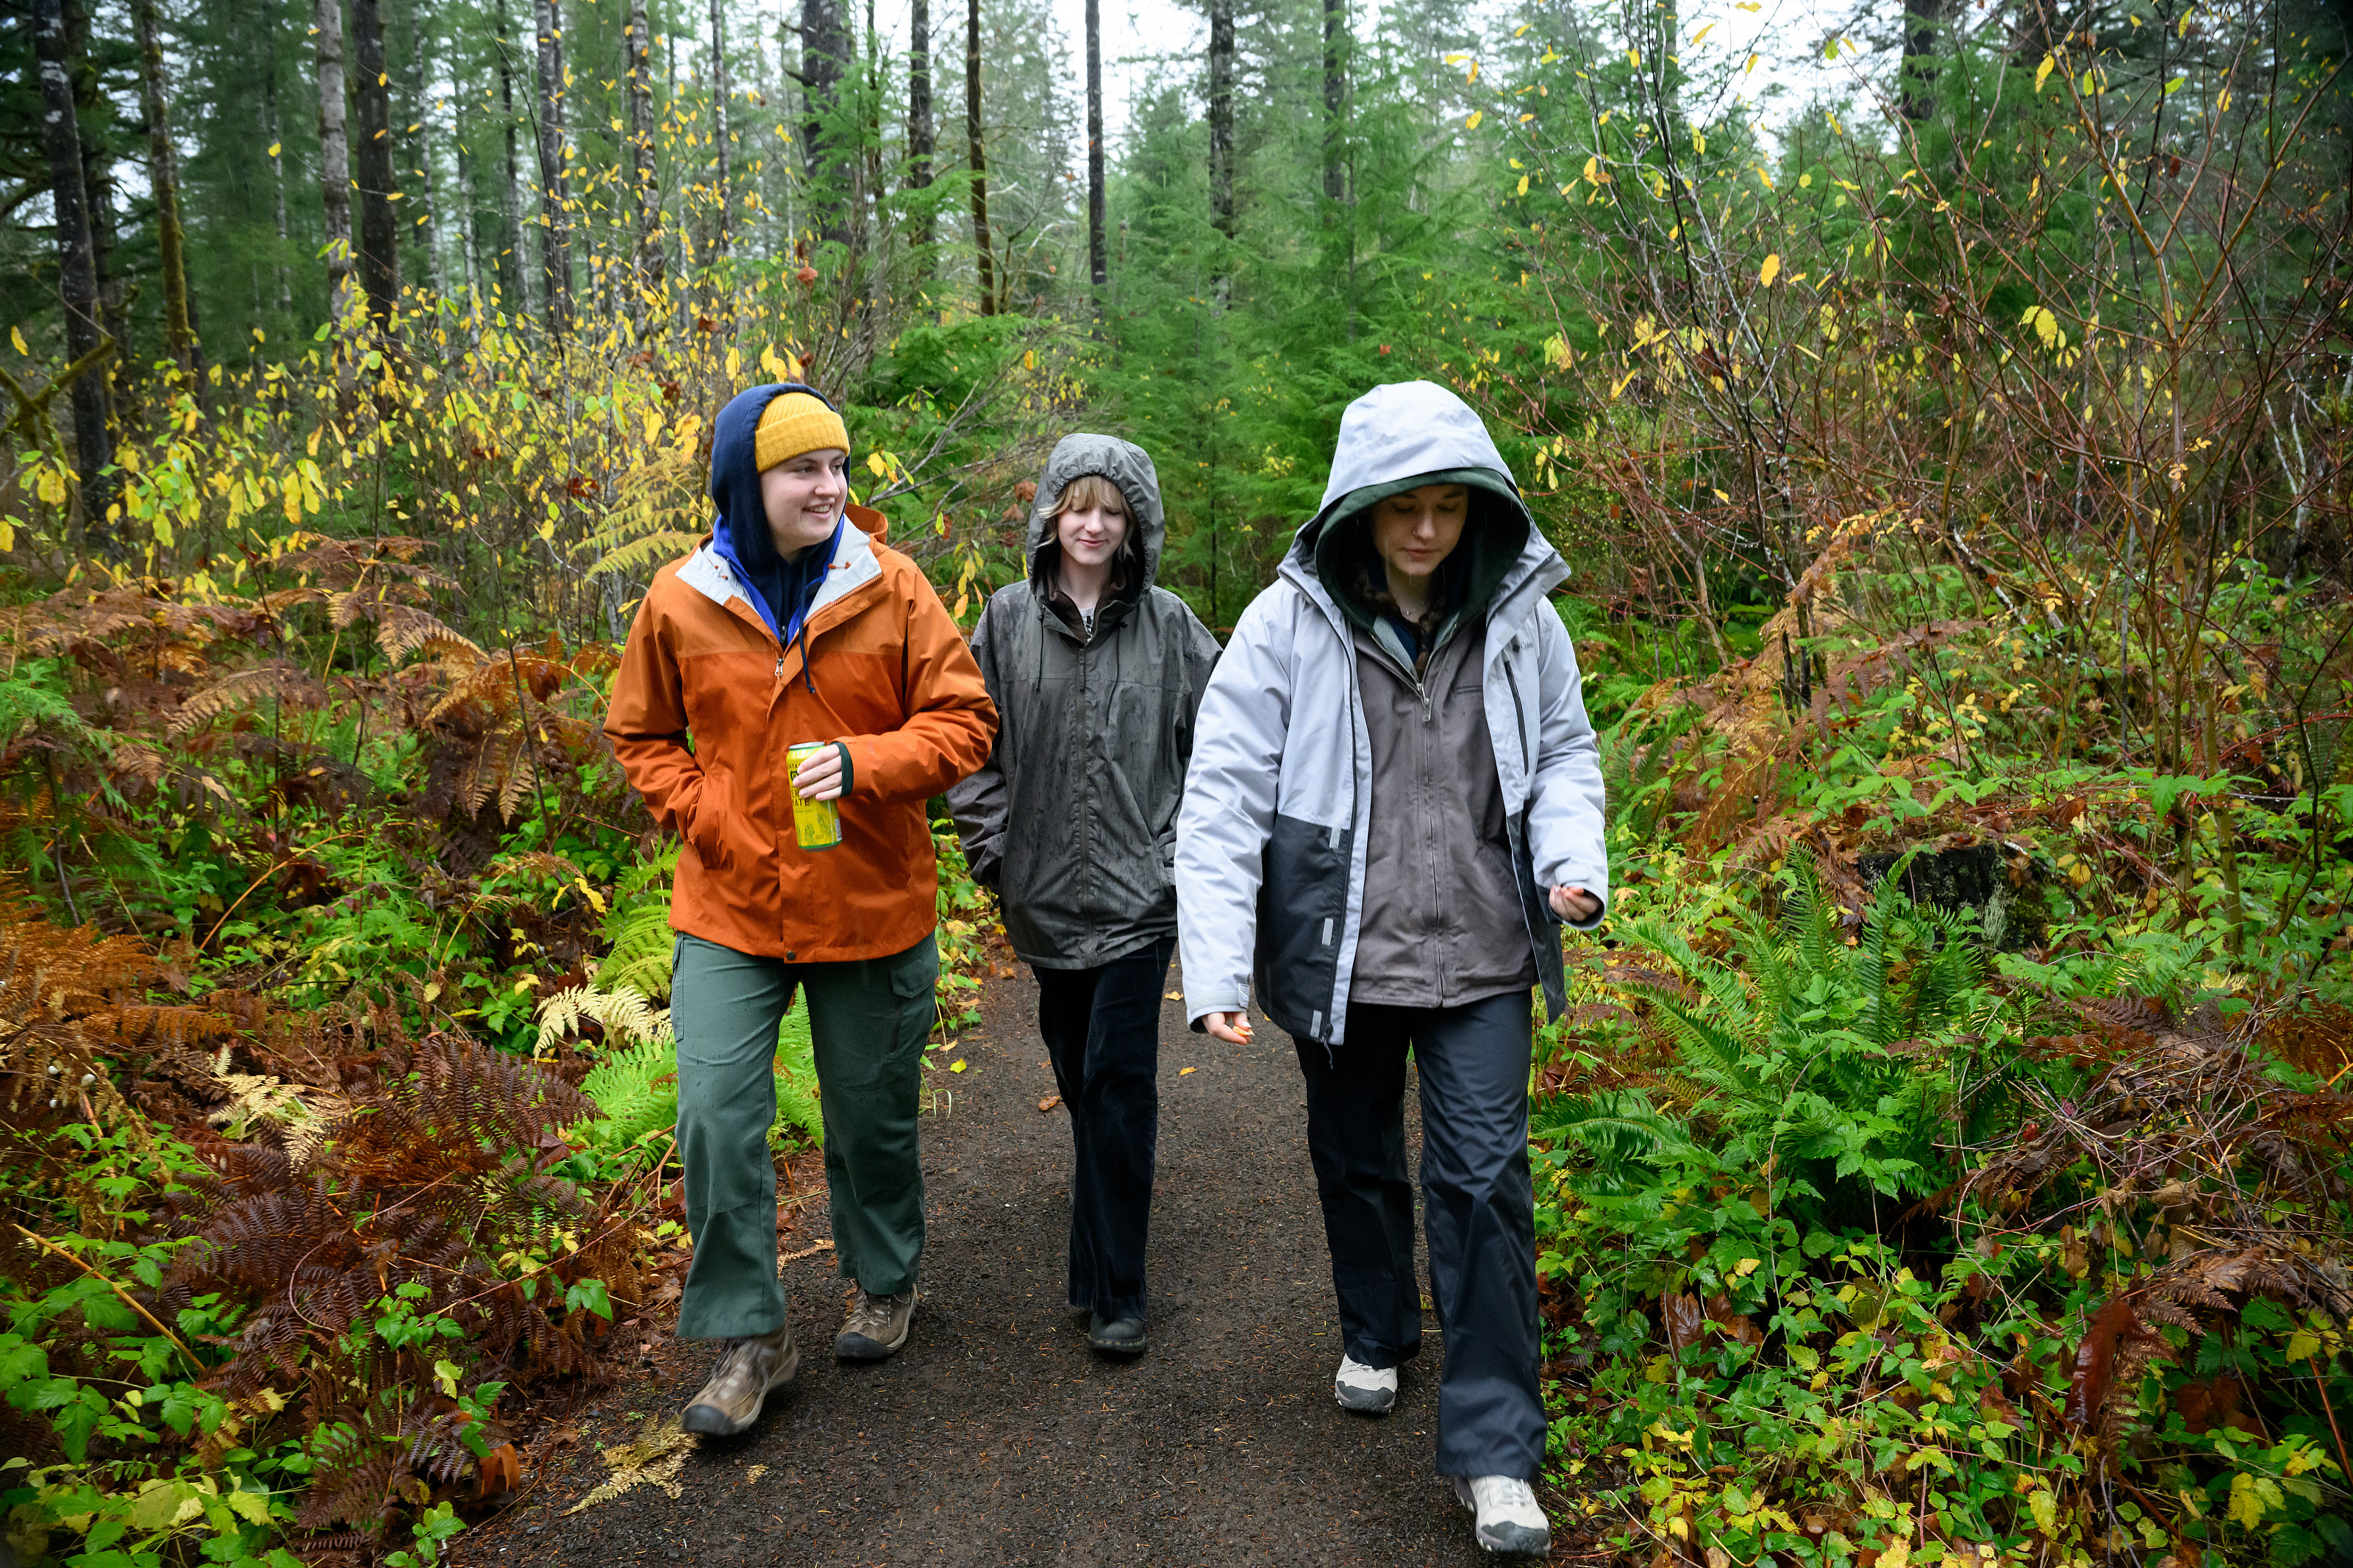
[671,930,938,1342]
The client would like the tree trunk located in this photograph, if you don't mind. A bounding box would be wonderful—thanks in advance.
[802,0,850,245]
[1321,0,1343,204]
[351,0,401,326]
[1208,0,1234,302]
[65,0,124,413]
[1901,0,1942,121]
[132,0,196,373]
[908,0,933,248]
[1085,0,1105,291]
[708,0,730,253]
[531,0,571,334]
[312,0,356,322]
[626,0,660,293]
[455,110,482,305]
[965,0,993,313]
[402,1,443,298]
[265,57,293,318]
[495,0,526,313]
[33,0,115,551]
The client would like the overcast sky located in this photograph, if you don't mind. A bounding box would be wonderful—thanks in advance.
[1026,0,1871,157]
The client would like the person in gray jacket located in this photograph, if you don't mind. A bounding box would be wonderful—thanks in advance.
[949,433,1221,1355]
[1175,382,1607,1558]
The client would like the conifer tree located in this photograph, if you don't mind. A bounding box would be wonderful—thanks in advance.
[132,0,196,374]
[311,0,356,322]
[531,0,571,333]
[965,0,993,312]
[32,0,114,549]
[351,0,403,326]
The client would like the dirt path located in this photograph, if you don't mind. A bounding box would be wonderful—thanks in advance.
[457,964,1568,1566]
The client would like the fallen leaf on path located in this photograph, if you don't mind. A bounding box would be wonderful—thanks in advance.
[780,1239,835,1262]
[1178,1067,1198,1076]
[949,1059,967,1073]
[745,1464,769,1483]
[1164,992,1183,1000]
[563,1414,693,1514]
[1038,1095,1062,1112]
[477,1443,522,1497]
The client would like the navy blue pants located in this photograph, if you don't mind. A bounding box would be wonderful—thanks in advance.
[1035,936,1174,1322]
[1295,989,1545,1481]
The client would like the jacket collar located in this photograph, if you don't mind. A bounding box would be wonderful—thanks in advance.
[678,502,888,642]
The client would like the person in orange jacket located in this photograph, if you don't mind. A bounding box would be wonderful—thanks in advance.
[604,382,997,1436]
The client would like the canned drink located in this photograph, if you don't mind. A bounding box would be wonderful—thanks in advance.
[785,742,843,851]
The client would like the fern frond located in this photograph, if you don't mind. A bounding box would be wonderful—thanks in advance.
[168,661,331,736]
[374,604,485,667]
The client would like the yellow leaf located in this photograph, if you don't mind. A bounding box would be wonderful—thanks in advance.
[1690,21,1715,41]
[36,467,66,505]
[1465,110,1484,129]
[1734,1257,1761,1277]
[1179,1066,1198,1076]
[2035,54,2055,93]
[1879,1540,1911,1568]
[1515,174,1529,196]
[1760,254,1782,287]
[8,325,24,355]
[2285,1330,2323,1363]
[1165,991,1183,1000]
[268,140,282,157]
[225,1489,272,1526]
[949,1059,968,1073]
[2028,1490,2059,1536]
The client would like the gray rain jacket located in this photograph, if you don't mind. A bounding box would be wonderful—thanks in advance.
[948,434,1223,970]
[1174,381,1610,1045]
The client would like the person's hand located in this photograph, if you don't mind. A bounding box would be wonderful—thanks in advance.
[1549,884,1602,923]
[1202,1010,1254,1045]
[793,744,846,802]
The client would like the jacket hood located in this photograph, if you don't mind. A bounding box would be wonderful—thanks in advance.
[1026,433,1167,597]
[1286,380,1545,638]
[707,382,846,642]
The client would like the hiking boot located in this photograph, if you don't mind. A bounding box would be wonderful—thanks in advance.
[679,1322,797,1436]
[834,1278,918,1361]
[1087,1312,1147,1356]
[1451,1475,1551,1557]
[1334,1354,1398,1414]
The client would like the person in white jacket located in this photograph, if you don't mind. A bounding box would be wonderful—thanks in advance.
[1175,381,1607,1559]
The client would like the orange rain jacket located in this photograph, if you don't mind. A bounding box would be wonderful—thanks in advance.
[605,502,999,963]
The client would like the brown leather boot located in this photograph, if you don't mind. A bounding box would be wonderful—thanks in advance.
[833,1277,919,1361]
[680,1322,797,1436]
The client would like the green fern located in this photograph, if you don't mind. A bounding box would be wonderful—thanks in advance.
[599,846,682,1002]
[771,1003,823,1147]
[1558,859,1990,1223]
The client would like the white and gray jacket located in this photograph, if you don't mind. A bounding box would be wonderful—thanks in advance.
[1174,381,1610,1045]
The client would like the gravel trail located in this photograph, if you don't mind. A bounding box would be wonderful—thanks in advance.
[457,963,1567,1567]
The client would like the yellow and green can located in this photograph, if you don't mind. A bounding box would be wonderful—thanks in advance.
[785,741,843,851]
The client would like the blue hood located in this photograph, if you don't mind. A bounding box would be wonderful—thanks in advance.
[707,382,846,646]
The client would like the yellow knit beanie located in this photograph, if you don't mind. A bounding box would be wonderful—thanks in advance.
[754,392,851,470]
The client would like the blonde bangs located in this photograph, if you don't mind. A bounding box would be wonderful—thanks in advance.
[1050,473,1128,518]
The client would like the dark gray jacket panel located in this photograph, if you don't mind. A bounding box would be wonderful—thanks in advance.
[1349,619,1540,1008]
[949,434,1223,970]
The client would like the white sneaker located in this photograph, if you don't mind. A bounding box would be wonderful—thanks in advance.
[1452,1474,1551,1556]
[1333,1354,1397,1414]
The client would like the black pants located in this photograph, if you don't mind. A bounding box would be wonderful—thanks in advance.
[1295,989,1546,1481]
[1035,936,1174,1322]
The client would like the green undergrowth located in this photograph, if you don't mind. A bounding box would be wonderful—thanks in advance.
[1532,582,2352,1568]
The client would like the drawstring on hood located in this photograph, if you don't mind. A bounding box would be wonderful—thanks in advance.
[707,382,848,690]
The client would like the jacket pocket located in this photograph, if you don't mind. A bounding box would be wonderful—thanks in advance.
[1253,812,1351,1041]
[688,768,756,872]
